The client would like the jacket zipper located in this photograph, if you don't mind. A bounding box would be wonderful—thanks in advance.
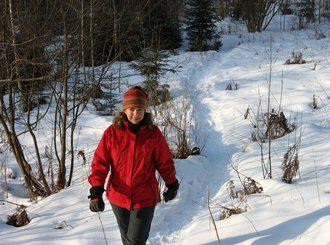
[130,132,138,209]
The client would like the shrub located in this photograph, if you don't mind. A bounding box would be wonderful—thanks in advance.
[285,51,306,64]
[265,109,294,140]
[220,177,263,220]
[6,205,30,227]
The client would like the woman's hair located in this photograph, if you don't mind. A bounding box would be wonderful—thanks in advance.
[113,111,153,129]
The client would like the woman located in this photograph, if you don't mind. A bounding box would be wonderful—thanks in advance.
[88,85,179,245]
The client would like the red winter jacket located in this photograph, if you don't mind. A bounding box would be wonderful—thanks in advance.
[88,113,177,210]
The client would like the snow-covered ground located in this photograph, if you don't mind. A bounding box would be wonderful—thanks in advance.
[1,17,330,244]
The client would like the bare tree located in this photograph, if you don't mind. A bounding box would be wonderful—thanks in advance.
[241,0,283,32]
[0,0,54,199]
[0,0,143,199]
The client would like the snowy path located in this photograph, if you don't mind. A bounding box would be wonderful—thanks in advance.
[148,49,239,244]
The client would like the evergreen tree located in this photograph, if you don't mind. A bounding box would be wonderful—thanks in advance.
[184,0,222,52]
[129,49,172,106]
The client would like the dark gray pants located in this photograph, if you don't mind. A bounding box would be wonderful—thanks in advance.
[111,203,155,245]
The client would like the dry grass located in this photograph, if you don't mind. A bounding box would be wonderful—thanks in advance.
[282,144,300,184]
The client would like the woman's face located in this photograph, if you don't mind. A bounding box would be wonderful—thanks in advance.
[124,108,145,124]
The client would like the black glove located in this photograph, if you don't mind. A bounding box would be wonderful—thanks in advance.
[88,186,105,212]
[163,179,179,203]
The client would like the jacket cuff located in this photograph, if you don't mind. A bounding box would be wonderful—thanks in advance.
[166,179,179,191]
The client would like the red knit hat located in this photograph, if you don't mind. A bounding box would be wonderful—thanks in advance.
[123,86,148,110]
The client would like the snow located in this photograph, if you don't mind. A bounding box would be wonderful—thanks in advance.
[1,17,330,244]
